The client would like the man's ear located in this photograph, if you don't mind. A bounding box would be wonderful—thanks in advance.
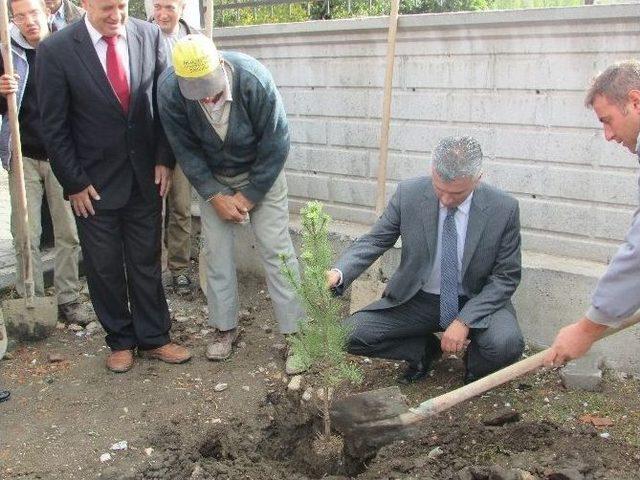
[628,90,640,113]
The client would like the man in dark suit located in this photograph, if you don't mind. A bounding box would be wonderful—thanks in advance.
[328,136,524,384]
[36,0,191,372]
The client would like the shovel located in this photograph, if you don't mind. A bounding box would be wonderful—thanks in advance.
[331,314,640,458]
[0,2,56,341]
[0,308,7,359]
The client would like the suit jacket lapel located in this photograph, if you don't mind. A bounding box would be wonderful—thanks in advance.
[73,22,125,115]
[462,184,489,278]
[125,21,142,118]
[422,185,439,263]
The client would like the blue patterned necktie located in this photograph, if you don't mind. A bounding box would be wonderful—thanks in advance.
[439,207,458,329]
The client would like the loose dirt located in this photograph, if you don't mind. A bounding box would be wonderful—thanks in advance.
[1,274,639,479]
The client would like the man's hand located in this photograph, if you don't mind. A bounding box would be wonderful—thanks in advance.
[210,194,246,223]
[155,165,172,197]
[233,191,254,214]
[326,269,340,289]
[543,317,607,367]
[0,74,19,96]
[69,185,100,218]
[441,319,470,355]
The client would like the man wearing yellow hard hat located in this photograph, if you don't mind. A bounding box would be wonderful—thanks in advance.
[158,34,306,371]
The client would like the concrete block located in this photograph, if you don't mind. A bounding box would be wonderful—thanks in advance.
[521,231,618,265]
[288,146,369,177]
[286,172,331,201]
[484,162,637,206]
[289,118,327,145]
[327,120,378,150]
[517,197,632,242]
[560,352,604,392]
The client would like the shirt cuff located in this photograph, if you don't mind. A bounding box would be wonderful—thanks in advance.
[331,268,343,287]
[585,305,622,327]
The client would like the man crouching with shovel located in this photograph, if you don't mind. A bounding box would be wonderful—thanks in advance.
[327,136,524,385]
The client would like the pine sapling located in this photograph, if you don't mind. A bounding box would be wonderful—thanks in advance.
[280,201,362,444]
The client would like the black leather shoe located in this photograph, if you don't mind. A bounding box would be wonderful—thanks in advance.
[397,360,431,384]
[397,334,442,384]
[463,370,478,385]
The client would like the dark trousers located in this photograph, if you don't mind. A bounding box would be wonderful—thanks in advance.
[75,187,171,351]
[344,290,524,378]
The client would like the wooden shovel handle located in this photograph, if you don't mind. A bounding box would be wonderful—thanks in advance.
[411,313,640,418]
[0,1,34,303]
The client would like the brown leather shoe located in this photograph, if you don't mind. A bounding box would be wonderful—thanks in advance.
[145,343,192,364]
[106,350,134,373]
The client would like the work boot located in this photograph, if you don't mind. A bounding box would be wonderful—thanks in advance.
[106,350,134,373]
[144,343,192,364]
[58,300,95,326]
[172,274,193,296]
[206,328,238,361]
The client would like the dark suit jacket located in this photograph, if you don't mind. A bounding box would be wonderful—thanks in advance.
[36,18,172,209]
[335,177,522,328]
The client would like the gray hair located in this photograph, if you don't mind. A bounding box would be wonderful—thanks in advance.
[585,60,640,111]
[432,136,483,182]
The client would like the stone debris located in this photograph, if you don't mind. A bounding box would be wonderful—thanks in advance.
[99,453,112,462]
[47,353,65,363]
[242,385,250,392]
[67,323,83,332]
[261,324,272,333]
[237,341,247,349]
[213,383,228,392]
[427,446,444,459]
[301,388,313,402]
[287,375,303,392]
[482,408,520,427]
[110,440,128,451]
[175,315,189,323]
[144,447,154,456]
[239,310,252,321]
[560,352,604,392]
[55,322,66,330]
[84,321,102,335]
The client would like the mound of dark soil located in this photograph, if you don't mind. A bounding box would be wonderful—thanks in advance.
[135,388,640,480]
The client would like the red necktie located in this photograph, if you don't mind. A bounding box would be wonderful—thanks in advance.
[103,35,130,114]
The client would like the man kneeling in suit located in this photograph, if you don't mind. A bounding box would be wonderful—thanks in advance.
[327,136,525,384]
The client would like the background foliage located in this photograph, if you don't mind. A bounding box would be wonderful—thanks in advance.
[126,0,619,23]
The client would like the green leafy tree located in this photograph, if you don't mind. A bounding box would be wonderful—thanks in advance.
[280,201,362,442]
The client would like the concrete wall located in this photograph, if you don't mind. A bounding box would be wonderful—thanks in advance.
[211,5,640,373]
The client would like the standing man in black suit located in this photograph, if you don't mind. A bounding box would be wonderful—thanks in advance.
[36,0,191,372]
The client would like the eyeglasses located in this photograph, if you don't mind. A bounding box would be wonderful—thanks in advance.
[12,11,43,25]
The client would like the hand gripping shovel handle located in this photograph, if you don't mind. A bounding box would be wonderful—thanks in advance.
[0,3,34,305]
[409,314,640,420]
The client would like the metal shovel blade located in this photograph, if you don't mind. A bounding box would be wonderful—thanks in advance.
[331,386,429,458]
[2,296,57,341]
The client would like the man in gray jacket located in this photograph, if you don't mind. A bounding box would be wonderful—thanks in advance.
[158,35,305,368]
[546,61,640,366]
[328,137,524,384]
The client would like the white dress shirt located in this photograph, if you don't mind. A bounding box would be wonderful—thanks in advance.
[423,191,474,296]
[84,16,130,88]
